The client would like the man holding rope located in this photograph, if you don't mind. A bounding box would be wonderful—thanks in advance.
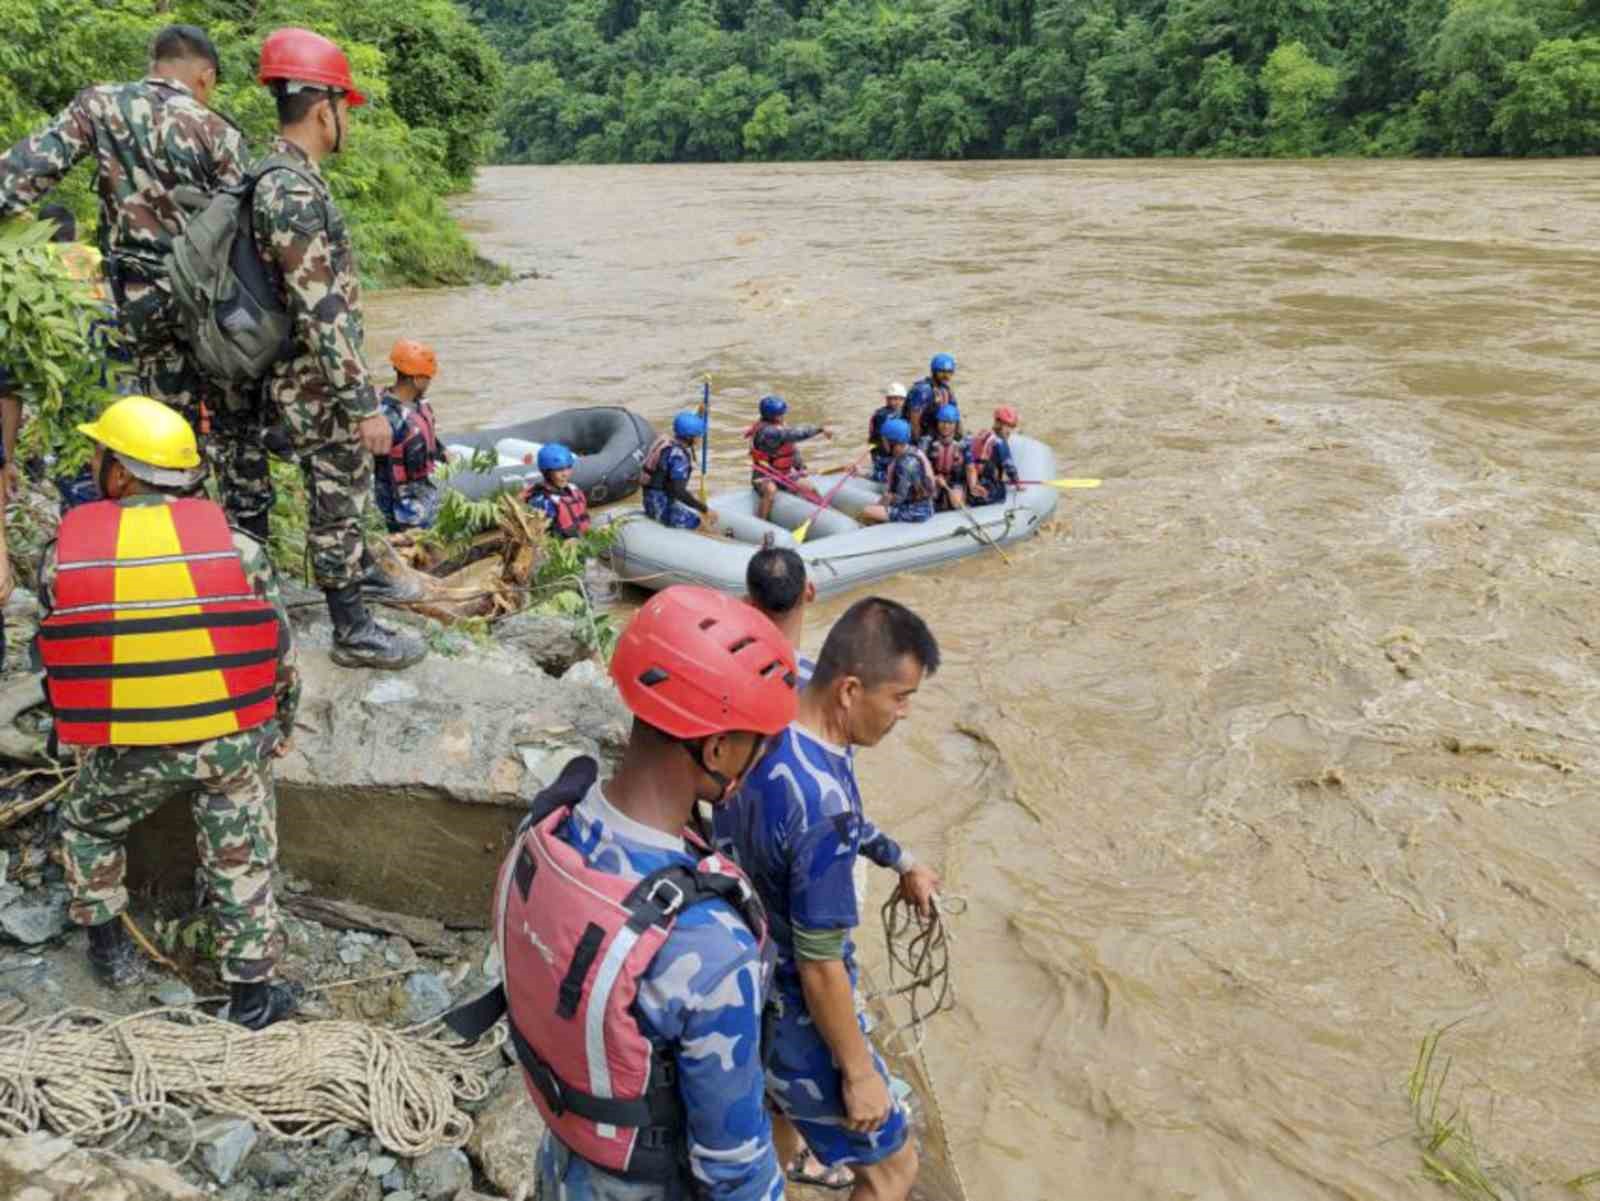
[716,597,942,1200]
[35,396,301,1030]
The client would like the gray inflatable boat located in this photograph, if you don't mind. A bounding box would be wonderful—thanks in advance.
[610,435,1059,598]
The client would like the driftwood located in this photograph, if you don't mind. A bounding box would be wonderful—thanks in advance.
[282,894,451,953]
[374,497,546,625]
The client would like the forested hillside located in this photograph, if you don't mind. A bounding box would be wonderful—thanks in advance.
[472,0,1600,162]
[1,0,504,286]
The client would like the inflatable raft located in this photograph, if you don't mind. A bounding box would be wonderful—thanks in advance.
[442,407,657,504]
[610,434,1059,598]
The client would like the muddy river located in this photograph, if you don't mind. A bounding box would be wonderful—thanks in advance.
[369,160,1600,1200]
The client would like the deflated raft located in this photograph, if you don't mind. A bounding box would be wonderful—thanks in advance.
[442,406,657,505]
[610,434,1059,597]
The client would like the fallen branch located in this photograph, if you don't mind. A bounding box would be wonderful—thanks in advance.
[282,894,450,953]
[0,771,76,831]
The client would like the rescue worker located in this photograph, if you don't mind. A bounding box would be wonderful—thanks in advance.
[448,585,797,1200]
[746,395,831,522]
[745,543,816,684]
[903,353,956,442]
[868,382,907,482]
[522,443,590,539]
[859,419,934,526]
[0,25,267,529]
[920,402,968,511]
[374,339,446,532]
[36,396,300,1030]
[715,596,942,1201]
[966,405,1023,507]
[641,410,718,531]
[251,28,423,671]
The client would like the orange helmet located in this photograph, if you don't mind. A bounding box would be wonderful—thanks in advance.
[390,339,437,379]
[994,405,1020,426]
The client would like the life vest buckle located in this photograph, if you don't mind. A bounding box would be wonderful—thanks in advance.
[645,878,685,917]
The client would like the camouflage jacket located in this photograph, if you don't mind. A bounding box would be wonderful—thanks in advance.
[251,138,379,430]
[0,77,247,277]
[37,495,302,738]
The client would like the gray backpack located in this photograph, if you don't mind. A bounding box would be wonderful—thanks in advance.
[168,155,316,390]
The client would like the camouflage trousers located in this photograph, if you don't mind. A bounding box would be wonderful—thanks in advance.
[138,350,274,528]
[281,398,374,592]
[58,726,284,983]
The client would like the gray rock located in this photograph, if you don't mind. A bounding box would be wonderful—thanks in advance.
[0,890,70,945]
[561,659,606,687]
[220,1184,256,1201]
[409,1147,471,1200]
[495,611,590,675]
[401,972,453,1026]
[367,1154,398,1177]
[192,1117,258,1186]
[0,1132,212,1199]
[381,1167,406,1191]
[0,884,22,910]
[467,1073,546,1197]
[0,849,12,881]
[152,981,196,1007]
[338,943,365,965]
[324,1127,353,1151]
[365,677,420,705]
[386,1193,416,1201]
[246,1150,299,1188]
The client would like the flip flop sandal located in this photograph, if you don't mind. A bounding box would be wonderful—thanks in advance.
[786,1153,854,1191]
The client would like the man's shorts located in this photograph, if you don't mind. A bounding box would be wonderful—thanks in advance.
[888,499,934,523]
[765,987,910,1168]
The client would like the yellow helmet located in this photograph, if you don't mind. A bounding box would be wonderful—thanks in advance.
[77,396,200,470]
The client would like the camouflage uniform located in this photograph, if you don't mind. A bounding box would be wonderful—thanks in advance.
[0,77,270,521]
[38,495,301,983]
[251,137,379,592]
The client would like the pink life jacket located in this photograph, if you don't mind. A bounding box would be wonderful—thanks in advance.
[490,758,770,1182]
[969,428,1000,465]
[641,435,678,492]
[926,437,965,480]
[387,400,440,485]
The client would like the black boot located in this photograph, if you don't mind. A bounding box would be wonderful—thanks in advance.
[325,583,426,670]
[86,918,144,989]
[236,511,271,544]
[358,558,427,604]
[229,979,302,1031]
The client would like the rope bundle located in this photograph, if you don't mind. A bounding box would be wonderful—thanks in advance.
[874,891,965,1051]
[0,1007,504,1160]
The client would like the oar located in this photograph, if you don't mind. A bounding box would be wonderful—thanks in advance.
[698,376,711,505]
[1014,477,1102,489]
[794,449,873,544]
[953,489,1012,565]
[751,460,825,505]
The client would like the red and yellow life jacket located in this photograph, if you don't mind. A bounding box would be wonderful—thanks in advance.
[744,421,800,476]
[523,482,591,538]
[38,499,280,747]
[387,399,440,485]
[926,436,966,480]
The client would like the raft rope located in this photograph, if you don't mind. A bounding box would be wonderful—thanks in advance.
[873,890,973,1201]
[0,1006,504,1161]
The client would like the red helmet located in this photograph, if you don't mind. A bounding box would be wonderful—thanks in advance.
[390,339,437,378]
[611,586,798,739]
[257,28,367,107]
[994,405,1020,426]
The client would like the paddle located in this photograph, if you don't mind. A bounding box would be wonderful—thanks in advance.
[751,459,825,505]
[794,449,873,544]
[698,376,711,505]
[1014,477,1102,489]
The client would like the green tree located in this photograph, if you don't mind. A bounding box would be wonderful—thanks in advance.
[743,91,793,155]
[1493,35,1600,150]
[1260,39,1339,152]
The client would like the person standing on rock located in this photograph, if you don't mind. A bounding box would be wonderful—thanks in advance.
[250,28,424,670]
[715,596,942,1201]
[375,339,447,532]
[35,395,301,1030]
[447,586,797,1200]
[0,25,272,525]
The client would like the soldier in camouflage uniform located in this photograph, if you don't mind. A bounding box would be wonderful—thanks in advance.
[250,28,424,669]
[0,25,275,534]
[37,396,301,1030]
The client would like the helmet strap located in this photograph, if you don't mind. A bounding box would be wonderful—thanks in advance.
[684,734,768,804]
[95,452,117,501]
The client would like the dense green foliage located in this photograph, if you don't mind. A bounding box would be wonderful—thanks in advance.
[474,0,1600,161]
[0,0,505,285]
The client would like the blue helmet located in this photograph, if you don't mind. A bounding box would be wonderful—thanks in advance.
[759,394,788,420]
[881,417,913,446]
[935,403,960,425]
[930,353,956,375]
[673,410,706,439]
[537,442,576,473]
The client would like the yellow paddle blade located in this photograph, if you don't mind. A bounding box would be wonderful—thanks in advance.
[1048,478,1101,489]
[793,519,813,544]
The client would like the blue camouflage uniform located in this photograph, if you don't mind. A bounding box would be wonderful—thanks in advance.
[536,782,782,1201]
[969,431,1021,506]
[642,441,705,530]
[796,654,816,687]
[903,377,954,440]
[373,391,442,531]
[867,405,901,482]
[713,726,912,1169]
[884,451,935,524]
[919,434,968,511]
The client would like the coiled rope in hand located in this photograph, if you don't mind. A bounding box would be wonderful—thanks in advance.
[875,890,965,1052]
[0,1007,504,1161]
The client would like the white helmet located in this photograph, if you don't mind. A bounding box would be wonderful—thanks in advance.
[885,381,908,399]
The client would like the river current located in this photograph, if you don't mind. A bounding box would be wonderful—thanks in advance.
[369,159,1600,1201]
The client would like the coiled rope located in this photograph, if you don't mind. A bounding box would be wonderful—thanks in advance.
[0,1007,504,1162]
